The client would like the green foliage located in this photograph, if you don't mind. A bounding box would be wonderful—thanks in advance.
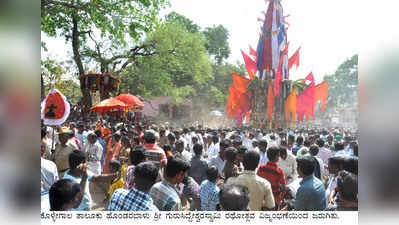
[212,62,246,98]
[292,78,309,94]
[41,0,170,74]
[41,58,82,103]
[42,0,169,45]
[203,25,231,64]
[323,54,358,109]
[41,1,242,111]
[165,11,200,33]
[119,21,212,101]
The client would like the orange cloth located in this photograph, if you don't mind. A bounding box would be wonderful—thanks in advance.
[232,72,251,93]
[226,85,241,118]
[267,82,274,122]
[226,73,252,119]
[314,80,328,112]
[102,139,121,174]
[284,87,297,126]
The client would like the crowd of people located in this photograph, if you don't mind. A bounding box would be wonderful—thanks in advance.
[41,117,358,211]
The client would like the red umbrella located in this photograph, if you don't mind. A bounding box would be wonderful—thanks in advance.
[90,98,129,113]
[115,94,144,109]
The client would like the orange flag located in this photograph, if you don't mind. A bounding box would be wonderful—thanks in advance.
[232,72,251,93]
[284,87,297,126]
[314,80,329,112]
[226,85,242,118]
[267,82,274,122]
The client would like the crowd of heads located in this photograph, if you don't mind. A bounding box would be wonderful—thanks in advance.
[42,117,358,212]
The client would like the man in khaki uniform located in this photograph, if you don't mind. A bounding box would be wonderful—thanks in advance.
[51,127,79,178]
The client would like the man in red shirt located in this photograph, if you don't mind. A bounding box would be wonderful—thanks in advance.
[142,131,167,170]
[257,146,286,210]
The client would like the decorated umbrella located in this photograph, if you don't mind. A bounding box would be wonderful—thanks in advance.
[115,94,144,110]
[90,98,129,113]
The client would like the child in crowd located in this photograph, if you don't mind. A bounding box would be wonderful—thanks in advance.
[106,160,124,203]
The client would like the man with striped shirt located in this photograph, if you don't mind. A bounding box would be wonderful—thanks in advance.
[257,146,286,210]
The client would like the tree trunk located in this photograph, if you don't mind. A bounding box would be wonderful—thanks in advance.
[72,14,91,119]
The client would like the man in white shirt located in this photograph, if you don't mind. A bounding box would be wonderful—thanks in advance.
[41,139,59,193]
[189,136,199,155]
[258,139,268,166]
[316,138,332,166]
[242,132,255,151]
[83,132,103,175]
[264,133,278,149]
[277,147,297,185]
[252,140,259,153]
[175,140,192,162]
[207,135,220,161]
[183,128,192,150]
[208,139,229,177]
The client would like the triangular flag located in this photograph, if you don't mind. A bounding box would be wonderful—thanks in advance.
[249,45,258,61]
[241,50,257,80]
[297,72,315,121]
[288,47,300,70]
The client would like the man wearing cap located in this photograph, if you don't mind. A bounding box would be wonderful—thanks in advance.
[51,127,79,178]
[83,132,104,175]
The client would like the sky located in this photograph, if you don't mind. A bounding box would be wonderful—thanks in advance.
[163,0,360,83]
[42,0,361,83]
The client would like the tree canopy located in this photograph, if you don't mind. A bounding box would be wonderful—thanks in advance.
[41,1,243,113]
[323,54,358,109]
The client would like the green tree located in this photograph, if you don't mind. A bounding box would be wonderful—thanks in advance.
[203,25,231,64]
[165,11,200,33]
[212,62,246,97]
[41,58,82,103]
[119,21,213,102]
[323,54,358,109]
[41,0,169,110]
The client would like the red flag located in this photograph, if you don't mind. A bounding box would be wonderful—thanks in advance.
[267,82,274,122]
[241,50,257,80]
[273,42,289,96]
[297,72,315,121]
[289,47,300,70]
[302,72,315,85]
[274,68,282,97]
[249,45,258,61]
